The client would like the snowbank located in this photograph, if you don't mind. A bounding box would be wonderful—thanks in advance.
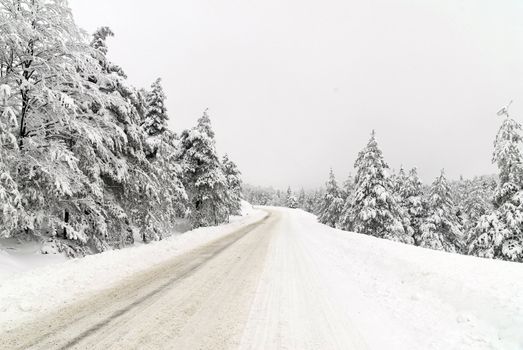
[0,204,266,330]
[251,208,523,350]
[0,239,67,280]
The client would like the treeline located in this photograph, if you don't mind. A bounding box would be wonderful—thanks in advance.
[0,0,242,256]
[243,185,323,212]
[247,113,523,263]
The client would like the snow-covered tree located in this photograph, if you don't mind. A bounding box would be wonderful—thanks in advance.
[341,174,355,202]
[177,110,229,228]
[317,169,344,228]
[339,131,411,243]
[469,111,523,261]
[285,187,299,209]
[222,154,243,215]
[297,188,307,209]
[143,78,168,137]
[90,26,126,77]
[419,170,462,252]
[144,130,187,238]
[0,0,140,254]
[303,191,318,213]
[0,84,22,237]
[458,177,496,238]
[395,167,426,244]
[88,25,168,246]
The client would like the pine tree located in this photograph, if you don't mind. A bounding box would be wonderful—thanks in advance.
[297,188,307,209]
[341,174,355,202]
[90,26,126,77]
[405,168,426,244]
[339,131,411,243]
[89,25,168,246]
[317,169,344,228]
[392,167,410,234]
[285,187,299,209]
[222,154,243,215]
[0,0,139,255]
[177,110,229,228]
[0,1,191,255]
[143,78,168,137]
[469,109,523,261]
[0,84,22,237]
[313,189,325,215]
[303,192,317,213]
[461,177,495,238]
[146,130,188,238]
[419,170,462,252]
[394,167,426,244]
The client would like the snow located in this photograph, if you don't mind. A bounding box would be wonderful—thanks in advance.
[0,83,11,103]
[0,201,264,330]
[0,239,67,280]
[240,208,523,350]
[1,205,522,349]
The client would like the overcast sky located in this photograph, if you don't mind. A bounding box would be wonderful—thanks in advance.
[69,0,523,189]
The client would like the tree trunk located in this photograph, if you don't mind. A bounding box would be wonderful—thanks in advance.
[63,210,69,239]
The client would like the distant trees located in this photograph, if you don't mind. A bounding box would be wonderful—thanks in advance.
[0,1,242,256]
[245,112,517,263]
[299,110,521,263]
[243,184,320,213]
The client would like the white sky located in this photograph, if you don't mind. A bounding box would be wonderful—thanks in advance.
[69,0,523,189]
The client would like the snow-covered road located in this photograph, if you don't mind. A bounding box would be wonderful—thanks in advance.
[2,207,522,349]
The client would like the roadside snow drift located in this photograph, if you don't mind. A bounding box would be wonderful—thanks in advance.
[0,202,265,330]
[239,208,523,350]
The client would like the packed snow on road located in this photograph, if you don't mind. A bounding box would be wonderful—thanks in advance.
[1,206,521,350]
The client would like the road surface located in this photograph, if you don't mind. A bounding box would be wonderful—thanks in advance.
[3,210,277,350]
[6,209,362,349]
[3,207,517,350]
[1,208,367,349]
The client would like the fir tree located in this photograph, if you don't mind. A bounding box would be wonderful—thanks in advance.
[88,25,170,246]
[297,188,307,209]
[341,174,355,202]
[143,78,168,137]
[0,0,138,255]
[145,130,188,238]
[90,27,126,77]
[286,187,299,209]
[303,192,318,213]
[177,110,229,228]
[317,169,344,228]
[339,131,411,243]
[0,84,22,237]
[419,170,462,252]
[469,109,523,261]
[0,1,191,255]
[460,177,495,239]
[395,167,426,244]
[222,154,243,215]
